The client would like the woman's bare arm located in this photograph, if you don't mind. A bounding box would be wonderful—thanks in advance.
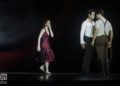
[48,21,54,37]
[37,29,45,52]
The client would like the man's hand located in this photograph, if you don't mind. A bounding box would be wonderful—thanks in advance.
[81,43,86,49]
[108,41,112,48]
[91,40,95,47]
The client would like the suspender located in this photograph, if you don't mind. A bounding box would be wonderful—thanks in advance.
[101,19,107,36]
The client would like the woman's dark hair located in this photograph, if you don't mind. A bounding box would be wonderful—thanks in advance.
[41,19,48,28]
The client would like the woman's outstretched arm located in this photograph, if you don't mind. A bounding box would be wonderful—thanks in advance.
[37,29,45,52]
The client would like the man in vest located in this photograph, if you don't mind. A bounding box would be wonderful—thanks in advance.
[91,9,113,75]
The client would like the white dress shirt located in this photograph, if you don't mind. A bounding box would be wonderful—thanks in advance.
[95,19,113,36]
[80,19,95,44]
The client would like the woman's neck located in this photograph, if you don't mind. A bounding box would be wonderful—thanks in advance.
[44,26,48,29]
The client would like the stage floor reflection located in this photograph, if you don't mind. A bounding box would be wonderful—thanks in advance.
[7,73,119,85]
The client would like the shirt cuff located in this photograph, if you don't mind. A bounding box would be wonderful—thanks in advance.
[80,41,85,44]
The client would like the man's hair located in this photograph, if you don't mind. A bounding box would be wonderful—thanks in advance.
[96,9,104,16]
[87,9,95,15]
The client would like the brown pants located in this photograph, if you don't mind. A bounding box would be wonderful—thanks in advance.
[95,35,108,60]
[95,35,109,74]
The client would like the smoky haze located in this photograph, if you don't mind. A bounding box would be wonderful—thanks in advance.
[0,0,63,51]
[0,0,37,51]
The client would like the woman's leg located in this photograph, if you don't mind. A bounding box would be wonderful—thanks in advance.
[45,61,51,74]
[40,64,45,72]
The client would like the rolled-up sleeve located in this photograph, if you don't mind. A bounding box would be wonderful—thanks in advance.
[80,22,86,44]
[109,22,113,31]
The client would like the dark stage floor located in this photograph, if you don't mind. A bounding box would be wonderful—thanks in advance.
[3,72,119,85]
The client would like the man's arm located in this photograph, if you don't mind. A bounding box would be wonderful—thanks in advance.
[80,22,86,49]
[91,21,99,46]
[109,22,113,42]
[108,22,113,48]
[93,26,97,41]
[91,26,97,46]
